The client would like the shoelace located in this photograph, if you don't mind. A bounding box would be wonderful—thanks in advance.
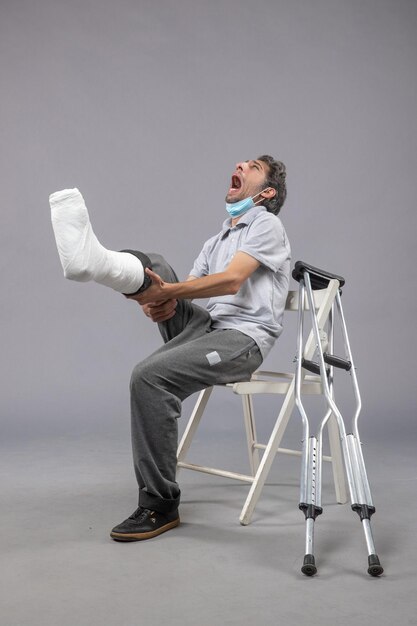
[128,507,154,522]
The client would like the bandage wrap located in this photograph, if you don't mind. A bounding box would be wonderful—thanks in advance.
[49,188,145,294]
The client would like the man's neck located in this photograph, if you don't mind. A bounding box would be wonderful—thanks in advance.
[231,215,242,227]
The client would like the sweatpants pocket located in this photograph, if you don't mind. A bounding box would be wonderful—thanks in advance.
[204,335,261,382]
[228,339,257,361]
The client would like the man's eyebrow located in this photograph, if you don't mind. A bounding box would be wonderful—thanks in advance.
[245,159,264,170]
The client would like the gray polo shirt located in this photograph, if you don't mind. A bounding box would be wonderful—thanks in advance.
[189,205,291,359]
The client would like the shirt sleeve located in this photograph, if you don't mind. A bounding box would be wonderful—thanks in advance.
[237,213,291,272]
[189,242,210,277]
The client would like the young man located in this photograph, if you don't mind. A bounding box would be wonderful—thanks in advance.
[49,155,291,541]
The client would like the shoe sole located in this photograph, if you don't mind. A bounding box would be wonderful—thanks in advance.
[110,517,180,542]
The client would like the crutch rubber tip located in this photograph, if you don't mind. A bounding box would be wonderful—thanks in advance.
[301,554,317,576]
[367,554,384,577]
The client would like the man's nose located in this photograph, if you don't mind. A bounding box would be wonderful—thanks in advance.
[235,161,246,172]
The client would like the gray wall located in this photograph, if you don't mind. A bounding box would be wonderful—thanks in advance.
[1,0,416,441]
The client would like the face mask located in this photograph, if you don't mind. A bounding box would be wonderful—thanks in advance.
[225,188,270,218]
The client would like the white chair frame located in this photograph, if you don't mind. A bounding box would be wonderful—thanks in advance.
[177,279,348,525]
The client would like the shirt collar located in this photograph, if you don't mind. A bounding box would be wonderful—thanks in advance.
[221,205,266,238]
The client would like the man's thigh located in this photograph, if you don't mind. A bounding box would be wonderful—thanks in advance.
[136,329,263,402]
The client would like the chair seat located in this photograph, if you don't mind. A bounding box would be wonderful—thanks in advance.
[227,371,323,395]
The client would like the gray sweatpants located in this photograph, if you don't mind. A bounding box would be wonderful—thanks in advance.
[130,253,263,513]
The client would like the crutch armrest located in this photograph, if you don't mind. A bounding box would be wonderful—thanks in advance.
[292,260,345,289]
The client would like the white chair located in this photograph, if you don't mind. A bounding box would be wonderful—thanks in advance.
[177,273,348,525]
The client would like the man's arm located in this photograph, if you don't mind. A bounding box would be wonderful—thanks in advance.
[130,252,260,306]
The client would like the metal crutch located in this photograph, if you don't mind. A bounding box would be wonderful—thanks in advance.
[293,261,383,577]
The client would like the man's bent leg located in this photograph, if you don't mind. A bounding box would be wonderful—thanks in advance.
[110,330,262,541]
[129,329,263,515]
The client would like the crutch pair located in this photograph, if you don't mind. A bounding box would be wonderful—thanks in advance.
[292,261,383,577]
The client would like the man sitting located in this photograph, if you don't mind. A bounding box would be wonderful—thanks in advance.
[49,155,291,541]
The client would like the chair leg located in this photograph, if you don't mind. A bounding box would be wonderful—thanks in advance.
[326,413,348,504]
[242,394,260,476]
[177,387,213,472]
[239,388,296,525]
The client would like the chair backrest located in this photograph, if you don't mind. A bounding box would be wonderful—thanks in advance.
[285,288,328,313]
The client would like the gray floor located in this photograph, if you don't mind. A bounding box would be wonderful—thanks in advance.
[1,428,416,626]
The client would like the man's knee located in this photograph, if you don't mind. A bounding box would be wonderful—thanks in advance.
[146,252,164,268]
[146,253,179,284]
[130,356,168,391]
[130,358,183,420]
[130,359,154,390]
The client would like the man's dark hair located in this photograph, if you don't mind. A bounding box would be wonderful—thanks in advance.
[257,155,287,215]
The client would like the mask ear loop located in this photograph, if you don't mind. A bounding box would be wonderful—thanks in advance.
[252,187,272,205]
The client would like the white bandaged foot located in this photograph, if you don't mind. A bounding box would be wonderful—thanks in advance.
[49,188,144,294]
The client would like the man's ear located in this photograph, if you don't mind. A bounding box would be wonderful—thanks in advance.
[261,187,276,199]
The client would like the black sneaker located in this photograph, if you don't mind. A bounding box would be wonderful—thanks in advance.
[110,506,180,542]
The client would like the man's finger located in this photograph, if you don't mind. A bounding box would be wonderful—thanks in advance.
[149,299,177,314]
[151,309,176,323]
[145,268,163,285]
[149,300,177,321]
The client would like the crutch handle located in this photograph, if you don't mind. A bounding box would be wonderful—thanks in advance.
[323,353,352,371]
[302,358,330,377]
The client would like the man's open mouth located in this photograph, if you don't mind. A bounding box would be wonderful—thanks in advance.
[228,173,242,195]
